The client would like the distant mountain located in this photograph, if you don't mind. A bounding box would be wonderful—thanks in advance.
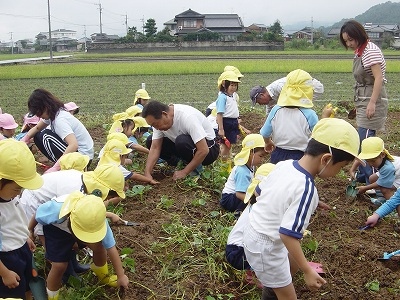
[331,1,400,28]
[283,1,400,33]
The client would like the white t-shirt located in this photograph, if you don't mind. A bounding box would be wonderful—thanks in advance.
[222,165,254,194]
[19,169,83,222]
[249,160,319,245]
[43,110,94,158]
[152,104,215,142]
[0,197,30,251]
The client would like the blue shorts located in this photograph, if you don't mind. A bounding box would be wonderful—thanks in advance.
[43,224,78,263]
[270,147,303,164]
[220,193,246,213]
[0,242,32,299]
[222,118,239,145]
[357,127,376,184]
[226,244,251,270]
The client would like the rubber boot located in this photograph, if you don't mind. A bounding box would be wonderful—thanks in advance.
[62,260,81,286]
[90,263,118,287]
[70,250,90,274]
[47,288,60,300]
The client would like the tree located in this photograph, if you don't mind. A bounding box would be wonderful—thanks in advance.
[144,18,157,38]
[269,20,284,37]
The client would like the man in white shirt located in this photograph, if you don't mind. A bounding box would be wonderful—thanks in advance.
[250,76,324,114]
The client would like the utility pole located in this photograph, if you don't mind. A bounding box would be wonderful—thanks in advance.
[47,0,53,61]
[9,32,13,55]
[125,14,128,35]
[311,17,314,44]
[84,25,87,52]
[98,2,103,34]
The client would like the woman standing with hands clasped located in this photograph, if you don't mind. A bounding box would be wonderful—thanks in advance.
[340,20,388,184]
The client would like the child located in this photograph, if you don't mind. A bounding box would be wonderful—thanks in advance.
[225,163,275,288]
[64,102,80,115]
[351,136,400,204]
[35,191,129,300]
[0,139,43,299]
[109,113,150,155]
[215,70,241,162]
[243,118,360,299]
[133,88,151,109]
[59,152,90,172]
[0,113,18,140]
[121,117,150,155]
[220,134,267,213]
[260,69,331,164]
[15,112,40,141]
[98,139,159,188]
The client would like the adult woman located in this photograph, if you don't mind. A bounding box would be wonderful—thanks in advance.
[340,20,388,184]
[22,89,94,169]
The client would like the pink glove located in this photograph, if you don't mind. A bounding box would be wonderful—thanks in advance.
[44,160,61,174]
[20,134,31,144]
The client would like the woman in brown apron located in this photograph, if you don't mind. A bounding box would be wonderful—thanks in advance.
[340,20,388,185]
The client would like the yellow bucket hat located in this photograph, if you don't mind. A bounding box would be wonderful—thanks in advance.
[82,164,125,200]
[59,152,90,172]
[277,69,314,108]
[0,139,43,190]
[244,163,275,204]
[223,65,244,78]
[99,139,132,166]
[234,134,265,166]
[217,70,241,88]
[133,89,151,105]
[125,105,142,118]
[107,132,130,145]
[357,137,393,161]
[59,191,107,243]
[112,112,128,122]
[311,118,359,157]
[132,116,150,132]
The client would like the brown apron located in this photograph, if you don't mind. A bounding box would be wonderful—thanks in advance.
[353,56,388,131]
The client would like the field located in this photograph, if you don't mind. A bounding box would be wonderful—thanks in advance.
[1,53,400,300]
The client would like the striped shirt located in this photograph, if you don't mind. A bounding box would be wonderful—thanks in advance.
[358,41,386,82]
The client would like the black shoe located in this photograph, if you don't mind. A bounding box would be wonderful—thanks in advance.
[261,287,278,300]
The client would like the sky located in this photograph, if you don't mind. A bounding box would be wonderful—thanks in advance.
[0,0,395,42]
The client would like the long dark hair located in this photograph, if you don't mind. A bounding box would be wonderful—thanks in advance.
[28,88,65,120]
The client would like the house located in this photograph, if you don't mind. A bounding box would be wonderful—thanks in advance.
[36,29,77,40]
[246,23,268,33]
[326,23,400,48]
[291,27,314,42]
[164,8,245,41]
[90,33,120,43]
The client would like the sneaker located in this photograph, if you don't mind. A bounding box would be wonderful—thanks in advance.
[370,197,386,206]
[366,189,376,195]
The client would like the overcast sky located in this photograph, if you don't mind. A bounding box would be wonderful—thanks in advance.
[0,0,394,42]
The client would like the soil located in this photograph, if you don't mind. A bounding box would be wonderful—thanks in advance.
[88,111,400,300]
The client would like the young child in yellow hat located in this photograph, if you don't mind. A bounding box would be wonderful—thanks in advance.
[260,69,331,164]
[219,134,267,213]
[215,70,241,162]
[351,136,400,204]
[35,191,129,300]
[0,139,43,299]
[243,118,360,299]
